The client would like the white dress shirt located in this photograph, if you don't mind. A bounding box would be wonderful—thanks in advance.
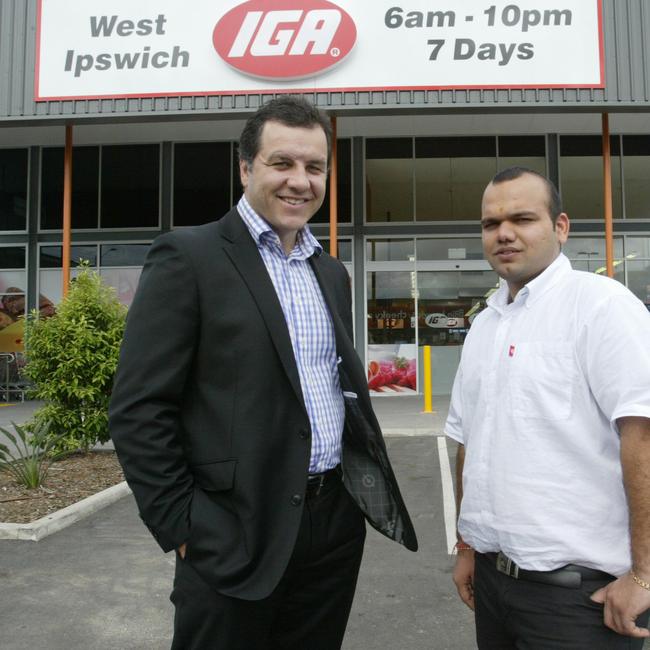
[445,253,650,576]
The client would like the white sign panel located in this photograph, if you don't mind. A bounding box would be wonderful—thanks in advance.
[35,0,604,101]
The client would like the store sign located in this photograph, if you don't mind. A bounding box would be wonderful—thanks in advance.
[213,0,357,79]
[35,0,604,101]
[424,313,466,329]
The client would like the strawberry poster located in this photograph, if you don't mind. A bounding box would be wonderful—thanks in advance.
[367,344,417,394]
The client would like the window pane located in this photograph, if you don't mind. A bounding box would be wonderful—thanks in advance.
[0,247,26,269]
[367,271,417,392]
[41,147,99,230]
[173,142,231,226]
[366,138,413,222]
[38,268,82,307]
[415,137,496,221]
[100,268,142,307]
[626,260,650,307]
[560,136,622,219]
[101,145,159,228]
[313,139,352,224]
[623,136,650,219]
[367,238,414,262]
[100,244,150,267]
[0,275,27,345]
[563,236,624,260]
[625,237,650,259]
[39,245,97,268]
[317,238,352,263]
[497,136,546,176]
[0,149,28,231]
[416,238,485,261]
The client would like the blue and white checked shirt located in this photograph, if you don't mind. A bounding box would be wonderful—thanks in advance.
[237,196,345,473]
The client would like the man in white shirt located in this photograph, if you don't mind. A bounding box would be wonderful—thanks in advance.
[447,167,650,648]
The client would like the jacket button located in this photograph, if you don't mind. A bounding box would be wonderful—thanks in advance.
[291,494,302,506]
[299,429,310,439]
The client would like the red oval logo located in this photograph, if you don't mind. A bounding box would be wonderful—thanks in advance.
[213,0,357,80]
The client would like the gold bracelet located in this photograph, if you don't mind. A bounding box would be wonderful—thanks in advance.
[631,571,650,591]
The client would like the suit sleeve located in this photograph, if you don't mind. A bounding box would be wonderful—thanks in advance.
[109,233,198,552]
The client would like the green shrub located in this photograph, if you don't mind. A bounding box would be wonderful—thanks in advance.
[0,421,60,489]
[23,263,127,453]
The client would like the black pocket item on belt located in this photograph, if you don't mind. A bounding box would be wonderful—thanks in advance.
[306,465,342,498]
[485,552,615,589]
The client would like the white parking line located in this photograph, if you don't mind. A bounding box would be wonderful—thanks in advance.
[437,436,457,555]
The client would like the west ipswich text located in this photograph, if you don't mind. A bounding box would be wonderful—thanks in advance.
[63,14,189,78]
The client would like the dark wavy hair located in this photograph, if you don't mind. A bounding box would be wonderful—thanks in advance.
[238,96,332,167]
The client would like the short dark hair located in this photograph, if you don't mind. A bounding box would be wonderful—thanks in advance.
[238,96,332,166]
[490,166,563,223]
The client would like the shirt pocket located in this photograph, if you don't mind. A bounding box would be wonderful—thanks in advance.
[508,342,577,421]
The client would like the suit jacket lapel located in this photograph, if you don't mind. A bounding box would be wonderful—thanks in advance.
[310,254,379,425]
[219,209,306,412]
[309,256,363,388]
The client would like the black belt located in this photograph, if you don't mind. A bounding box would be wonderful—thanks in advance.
[484,552,615,589]
[306,465,342,498]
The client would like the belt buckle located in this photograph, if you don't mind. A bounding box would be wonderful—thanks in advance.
[309,473,326,497]
[496,552,520,579]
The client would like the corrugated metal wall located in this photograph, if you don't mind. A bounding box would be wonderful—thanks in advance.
[1,0,649,123]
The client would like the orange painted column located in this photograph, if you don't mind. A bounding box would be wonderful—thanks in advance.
[602,114,614,278]
[329,116,338,259]
[62,125,73,296]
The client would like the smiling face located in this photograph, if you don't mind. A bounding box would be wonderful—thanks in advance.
[481,173,570,300]
[239,120,328,253]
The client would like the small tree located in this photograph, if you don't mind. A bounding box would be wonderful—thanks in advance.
[24,262,127,453]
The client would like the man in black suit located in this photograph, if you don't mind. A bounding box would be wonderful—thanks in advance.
[109,96,417,650]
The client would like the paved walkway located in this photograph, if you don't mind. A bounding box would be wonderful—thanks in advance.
[0,398,647,649]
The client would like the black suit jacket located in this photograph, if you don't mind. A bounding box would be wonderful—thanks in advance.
[109,208,417,600]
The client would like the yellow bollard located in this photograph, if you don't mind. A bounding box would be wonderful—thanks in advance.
[423,345,433,413]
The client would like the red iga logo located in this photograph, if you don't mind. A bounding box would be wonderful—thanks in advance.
[213,0,357,80]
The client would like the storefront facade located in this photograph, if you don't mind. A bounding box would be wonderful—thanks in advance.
[1,0,649,393]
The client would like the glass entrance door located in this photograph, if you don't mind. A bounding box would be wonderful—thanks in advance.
[366,268,417,394]
[417,262,497,394]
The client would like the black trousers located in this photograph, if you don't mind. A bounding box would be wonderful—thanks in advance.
[474,552,650,650]
[170,479,366,650]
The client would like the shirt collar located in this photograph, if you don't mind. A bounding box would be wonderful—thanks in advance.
[488,253,572,312]
[236,195,322,259]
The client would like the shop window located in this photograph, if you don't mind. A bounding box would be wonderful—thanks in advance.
[622,136,650,219]
[0,247,26,269]
[100,244,150,267]
[0,246,27,323]
[627,260,650,306]
[416,238,485,261]
[317,238,353,263]
[313,139,352,224]
[173,142,232,226]
[39,245,98,268]
[560,136,622,220]
[365,138,413,222]
[366,270,417,393]
[0,149,28,231]
[415,137,496,221]
[563,236,623,265]
[38,245,97,307]
[366,238,414,262]
[41,146,100,230]
[101,145,160,228]
[497,136,546,176]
